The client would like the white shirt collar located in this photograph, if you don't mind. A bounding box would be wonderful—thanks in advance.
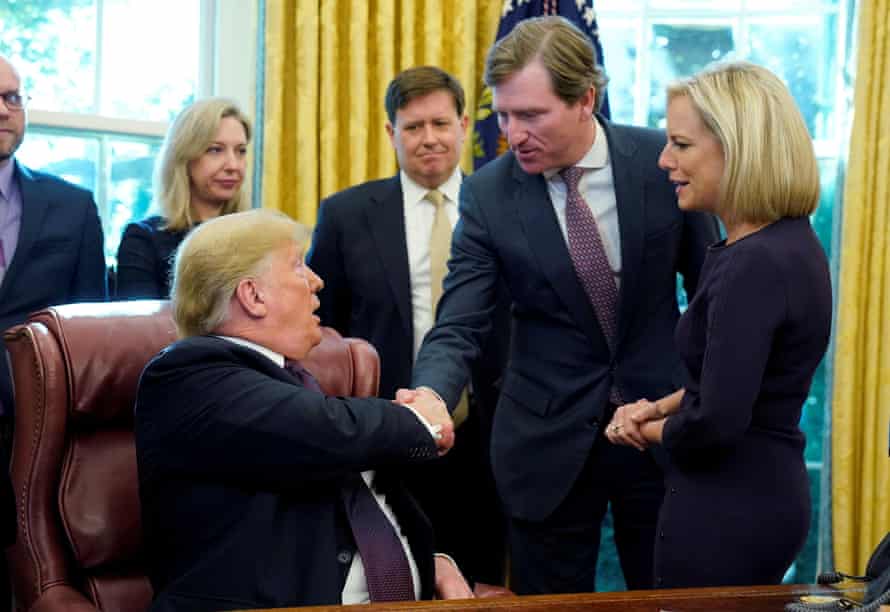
[216,335,285,368]
[543,117,610,180]
[400,166,462,207]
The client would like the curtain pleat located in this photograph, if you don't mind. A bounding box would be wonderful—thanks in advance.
[262,0,500,226]
[831,0,890,575]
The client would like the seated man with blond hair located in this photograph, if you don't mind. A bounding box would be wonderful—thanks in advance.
[134,209,470,611]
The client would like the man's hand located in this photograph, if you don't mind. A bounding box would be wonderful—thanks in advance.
[395,387,455,455]
[433,554,474,600]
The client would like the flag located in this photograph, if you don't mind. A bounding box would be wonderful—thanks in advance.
[472,0,610,170]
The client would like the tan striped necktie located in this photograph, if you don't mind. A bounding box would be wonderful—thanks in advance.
[426,190,469,427]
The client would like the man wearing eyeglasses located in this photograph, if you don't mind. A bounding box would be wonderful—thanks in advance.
[0,55,106,608]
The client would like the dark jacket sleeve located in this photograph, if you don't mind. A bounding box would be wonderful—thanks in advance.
[70,192,107,301]
[116,221,167,299]
[136,343,439,490]
[411,178,500,409]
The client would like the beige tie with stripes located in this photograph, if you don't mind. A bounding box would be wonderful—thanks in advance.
[427,190,469,427]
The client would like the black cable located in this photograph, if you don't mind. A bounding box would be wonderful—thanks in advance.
[817,571,871,585]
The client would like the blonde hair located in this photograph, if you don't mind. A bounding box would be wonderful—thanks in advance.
[171,209,310,338]
[154,97,253,232]
[667,61,819,225]
[484,16,609,113]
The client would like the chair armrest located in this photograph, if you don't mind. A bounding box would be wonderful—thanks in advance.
[30,584,98,612]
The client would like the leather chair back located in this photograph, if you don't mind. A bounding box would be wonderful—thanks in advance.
[3,301,379,612]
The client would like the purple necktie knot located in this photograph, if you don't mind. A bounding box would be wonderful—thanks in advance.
[284,359,322,392]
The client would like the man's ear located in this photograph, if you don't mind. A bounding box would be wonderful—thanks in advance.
[578,85,596,120]
[385,121,396,146]
[234,277,267,319]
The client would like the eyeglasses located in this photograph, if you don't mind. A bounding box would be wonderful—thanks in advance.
[0,91,29,111]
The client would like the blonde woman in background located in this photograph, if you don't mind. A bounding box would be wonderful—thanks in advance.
[116,97,251,298]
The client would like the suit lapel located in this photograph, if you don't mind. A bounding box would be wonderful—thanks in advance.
[602,120,646,350]
[0,163,51,299]
[512,160,604,347]
[365,176,413,341]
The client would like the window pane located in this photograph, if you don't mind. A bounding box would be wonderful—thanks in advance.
[598,19,639,126]
[747,16,838,140]
[101,0,200,121]
[648,22,736,127]
[16,130,162,263]
[107,137,162,259]
[0,1,98,113]
[16,130,98,192]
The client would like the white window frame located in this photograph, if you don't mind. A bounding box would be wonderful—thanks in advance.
[25,0,258,228]
[595,0,849,159]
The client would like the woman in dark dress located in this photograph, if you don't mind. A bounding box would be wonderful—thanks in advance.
[605,62,832,588]
[116,98,252,298]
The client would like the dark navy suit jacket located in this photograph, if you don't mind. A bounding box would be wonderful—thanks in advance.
[411,119,721,522]
[0,161,107,412]
[135,336,438,611]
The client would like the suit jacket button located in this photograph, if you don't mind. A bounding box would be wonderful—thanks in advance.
[337,550,353,564]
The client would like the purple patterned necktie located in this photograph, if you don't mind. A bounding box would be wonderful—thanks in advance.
[343,475,416,602]
[560,166,623,404]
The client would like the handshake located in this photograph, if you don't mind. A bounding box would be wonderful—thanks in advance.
[394,387,455,455]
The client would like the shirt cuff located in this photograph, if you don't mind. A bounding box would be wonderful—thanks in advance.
[401,403,443,441]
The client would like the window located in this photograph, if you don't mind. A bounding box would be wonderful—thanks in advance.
[593,0,852,589]
[0,0,257,265]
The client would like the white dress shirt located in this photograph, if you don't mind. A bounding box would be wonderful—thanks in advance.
[543,119,622,288]
[401,167,462,360]
[215,335,424,603]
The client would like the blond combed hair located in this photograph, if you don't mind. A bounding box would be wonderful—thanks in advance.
[155,97,253,232]
[484,16,609,113]
[667,61,819,225]
[171,209,310,338]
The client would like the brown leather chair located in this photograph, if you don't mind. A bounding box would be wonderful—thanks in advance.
[3,301,380,612]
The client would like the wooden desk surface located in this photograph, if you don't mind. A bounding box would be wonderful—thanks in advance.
[239,583,866,612]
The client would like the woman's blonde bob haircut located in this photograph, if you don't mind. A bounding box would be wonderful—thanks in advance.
[171,209,310,338]
[155,97,252,232]
[667,61,819,225]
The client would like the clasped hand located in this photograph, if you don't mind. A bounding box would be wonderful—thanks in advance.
[395,387,455,455]
[605,399,661,451]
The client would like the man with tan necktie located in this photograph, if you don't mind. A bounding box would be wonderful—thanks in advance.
[308,66,510,587]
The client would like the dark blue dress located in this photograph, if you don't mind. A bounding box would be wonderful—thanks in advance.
[655,216,832,588]
[116,215,187,299]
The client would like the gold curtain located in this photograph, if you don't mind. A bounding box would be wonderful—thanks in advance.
[832,0,890,574]
[262,0,502,225]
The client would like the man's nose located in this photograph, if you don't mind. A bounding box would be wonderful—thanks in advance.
[420,124,437,144]
[306,265,324,292]
[506,119,527,146]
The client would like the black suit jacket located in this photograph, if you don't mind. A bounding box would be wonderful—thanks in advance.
[412,119,721,522]
[0,161,106,413]
[135,336,438,611]
[115,215,186,299]
[307,174,508,408]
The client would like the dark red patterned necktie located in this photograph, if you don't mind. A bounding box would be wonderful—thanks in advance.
[286,359,415,600]
[342,475,416,602]
[560,166,623,404]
